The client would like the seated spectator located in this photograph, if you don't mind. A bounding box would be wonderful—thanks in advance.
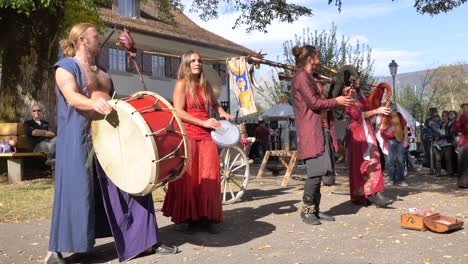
[24,104,56,165]
[0,138,17,153]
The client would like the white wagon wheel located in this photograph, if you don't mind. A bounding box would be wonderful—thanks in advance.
[219,145,250,204]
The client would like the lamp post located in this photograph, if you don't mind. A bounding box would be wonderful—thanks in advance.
[388,60,398,102]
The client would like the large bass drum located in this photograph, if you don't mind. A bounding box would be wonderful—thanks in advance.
[91,91,188,196]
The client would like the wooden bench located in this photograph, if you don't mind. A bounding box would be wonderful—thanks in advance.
[0,123,46,183]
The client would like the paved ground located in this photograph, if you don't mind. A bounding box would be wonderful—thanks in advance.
[0,163,467,264]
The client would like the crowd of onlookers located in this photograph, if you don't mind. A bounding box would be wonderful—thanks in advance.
[247,101,468,189]
[421,103,468,188]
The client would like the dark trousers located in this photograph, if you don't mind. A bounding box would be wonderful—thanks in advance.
[458,147,468,188]
[388,139,405,184]
[303,176,321,211]
[434,146,454,175]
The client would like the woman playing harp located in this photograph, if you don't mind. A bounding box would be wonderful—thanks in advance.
[343,77,394,207]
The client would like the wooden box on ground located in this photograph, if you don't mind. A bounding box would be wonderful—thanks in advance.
[423,214,464,233]
[400,213,427,231]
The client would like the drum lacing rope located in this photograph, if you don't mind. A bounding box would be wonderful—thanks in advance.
[147,116,177,136]
[130,97,173,115]
[152,139,187,163]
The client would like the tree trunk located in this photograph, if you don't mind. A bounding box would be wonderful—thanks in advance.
[0,7,64,124]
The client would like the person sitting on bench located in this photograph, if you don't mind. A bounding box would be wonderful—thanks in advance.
[24,104,56,165]
[0,138,17,153]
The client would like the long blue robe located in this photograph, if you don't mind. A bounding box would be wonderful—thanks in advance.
[49,58,158,262]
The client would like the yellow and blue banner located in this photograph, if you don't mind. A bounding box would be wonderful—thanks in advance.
[226,57,257,116]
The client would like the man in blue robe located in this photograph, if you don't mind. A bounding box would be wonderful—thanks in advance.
[45,23,177,264]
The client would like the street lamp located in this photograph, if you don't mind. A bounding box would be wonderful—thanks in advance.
[388,60,398,102]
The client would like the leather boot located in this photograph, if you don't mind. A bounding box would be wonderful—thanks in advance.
[368,192,393,207]
[301,177,322,225]
[315,211,335,221]
[300,204,321,225]
[312,179,335,221]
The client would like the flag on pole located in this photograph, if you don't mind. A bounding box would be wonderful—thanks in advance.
[226,57,257,116]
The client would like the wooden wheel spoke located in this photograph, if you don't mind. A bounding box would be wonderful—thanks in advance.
[219,145,250,204]
[229,153,242,170]
[230,178,244,190]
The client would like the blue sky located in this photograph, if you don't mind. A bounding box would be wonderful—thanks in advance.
[185,0,468,76]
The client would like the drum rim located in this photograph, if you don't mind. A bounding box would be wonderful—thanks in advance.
[211,120,240,147]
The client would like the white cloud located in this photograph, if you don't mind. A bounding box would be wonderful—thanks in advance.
[184,1,425,76]
[455,32,468,38]
[372,49,425,76]
[349,34,369,44]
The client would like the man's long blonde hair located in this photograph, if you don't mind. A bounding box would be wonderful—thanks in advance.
[177,50,212,108]
[60,23,95,57]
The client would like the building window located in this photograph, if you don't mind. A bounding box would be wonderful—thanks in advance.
[109,48,126,72]
[151,55,166,77]
[118,0,137,18]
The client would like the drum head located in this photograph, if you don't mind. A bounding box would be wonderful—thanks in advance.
[211,120,240,147]
[91,99,157,196]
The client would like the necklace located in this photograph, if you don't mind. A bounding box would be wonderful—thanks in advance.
[74,56,98,72]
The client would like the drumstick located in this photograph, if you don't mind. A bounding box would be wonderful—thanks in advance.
[86,91,116,168]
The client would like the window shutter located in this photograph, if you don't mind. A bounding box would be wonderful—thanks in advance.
[98,46,109,71]
[170,57,180,79]
[219,64,227,85]
[130,50,143,74]
[164,57,171,77]
[142,53,152,75]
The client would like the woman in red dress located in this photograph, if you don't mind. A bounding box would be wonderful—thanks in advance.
[345,82,394,207]
[162,51,233,233]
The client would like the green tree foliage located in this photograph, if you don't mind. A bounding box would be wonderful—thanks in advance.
[282,24,375,88]
[428,63,468,111]
[328,0,467,15]
[397,63,467,123]
[255,68,291,108]
[0,0,107,122]
[0,0,311,121]
[254,24,374,111]
[188,0,312,33]
[397,84,424,122]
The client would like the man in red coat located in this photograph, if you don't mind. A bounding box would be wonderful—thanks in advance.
[291,45,354,225]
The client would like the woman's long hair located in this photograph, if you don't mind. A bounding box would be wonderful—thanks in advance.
[177,50,212,108]
[60,23,95,58]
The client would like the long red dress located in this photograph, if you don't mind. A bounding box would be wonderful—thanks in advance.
[162,91,223,224]
[345,94,385,204]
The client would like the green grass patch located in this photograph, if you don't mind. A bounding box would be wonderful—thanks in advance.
[0,176,166,223]
[0,176,54,223]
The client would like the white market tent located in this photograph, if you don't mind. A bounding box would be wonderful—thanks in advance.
[261,103,294,120]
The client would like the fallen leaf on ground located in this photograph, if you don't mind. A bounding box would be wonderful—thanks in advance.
[258,245,271,250]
